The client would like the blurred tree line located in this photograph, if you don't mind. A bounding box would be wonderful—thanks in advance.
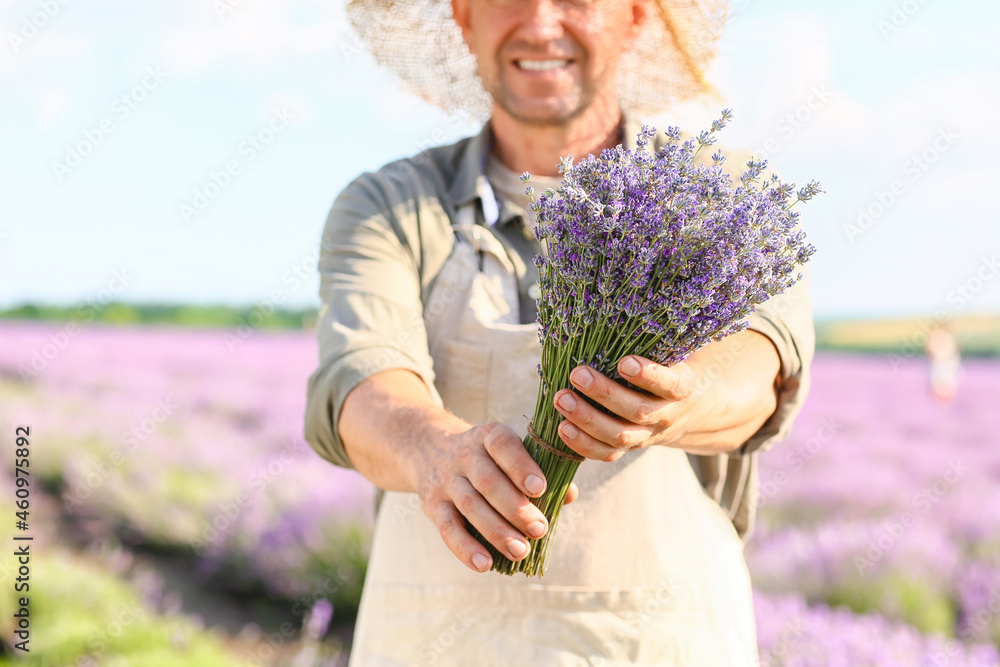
[0,303,318,330]
[1,303,997,356]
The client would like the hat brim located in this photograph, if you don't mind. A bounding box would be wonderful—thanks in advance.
[347,0,729,120]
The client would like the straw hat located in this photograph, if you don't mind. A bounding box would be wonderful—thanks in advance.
[346,0,729,120]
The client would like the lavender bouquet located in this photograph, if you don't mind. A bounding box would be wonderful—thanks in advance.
[480,111,821,576]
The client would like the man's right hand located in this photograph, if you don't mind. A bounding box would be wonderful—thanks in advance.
[406,421,578,572]
[339,369,577,573]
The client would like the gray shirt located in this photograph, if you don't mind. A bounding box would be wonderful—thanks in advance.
[304,113,815,539]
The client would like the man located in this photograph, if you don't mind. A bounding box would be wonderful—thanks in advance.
[304,0,813,663]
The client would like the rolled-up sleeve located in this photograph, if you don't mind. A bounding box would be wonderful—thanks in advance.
[739,265,815,455]
[304,174,441,469]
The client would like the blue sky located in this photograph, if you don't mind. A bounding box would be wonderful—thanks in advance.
[1,0,998,319]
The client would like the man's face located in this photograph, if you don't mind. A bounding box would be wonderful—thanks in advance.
[453,0,648,125]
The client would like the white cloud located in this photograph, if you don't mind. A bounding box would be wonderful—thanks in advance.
[879,70,1000,154]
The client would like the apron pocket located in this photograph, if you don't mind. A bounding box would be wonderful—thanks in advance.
[434,339,492,425]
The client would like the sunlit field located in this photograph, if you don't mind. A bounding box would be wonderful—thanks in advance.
[1,321,998,665]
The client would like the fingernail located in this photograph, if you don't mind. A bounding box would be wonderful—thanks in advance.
[525,474,545,496]
[620,357,641,377]
[472,553,491,571]
[561,422,579,439]
[526,521,546,538]
[572,367,593,389]
[508,540,528,558]
[557,392,577,411]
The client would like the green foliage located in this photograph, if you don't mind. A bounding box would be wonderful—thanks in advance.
[301,522,369,621]
[0,552,239,665]
[825,573,956,637]
[102,303,143,325]
[0,302,318,331]
[814,315,1000,357]
[161,468,230,511]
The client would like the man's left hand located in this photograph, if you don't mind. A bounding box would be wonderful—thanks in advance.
[552,330,781,461]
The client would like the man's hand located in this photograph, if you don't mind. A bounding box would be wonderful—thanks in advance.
[408,421,579,573]
[339,369,578,574]
[551,330,782,460]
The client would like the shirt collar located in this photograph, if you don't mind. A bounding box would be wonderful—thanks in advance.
[448,109,651,222]
[447,121,494,215]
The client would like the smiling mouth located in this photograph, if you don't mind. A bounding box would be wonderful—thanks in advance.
[515,59,571,71]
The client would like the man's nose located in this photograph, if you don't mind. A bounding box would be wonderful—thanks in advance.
[518,0,565,42]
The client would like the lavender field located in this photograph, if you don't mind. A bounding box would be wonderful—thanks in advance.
[1,320,998,665]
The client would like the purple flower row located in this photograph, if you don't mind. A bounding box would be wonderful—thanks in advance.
[749,351,1000,646]
[0,321,374,608]
[3,321,999,661]
[755,591,999,666]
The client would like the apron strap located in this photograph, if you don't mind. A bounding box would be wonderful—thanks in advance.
[453,202,484,254]
[453,198,517,277]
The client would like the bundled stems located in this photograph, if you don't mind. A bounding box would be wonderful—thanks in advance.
[485,363,583,576]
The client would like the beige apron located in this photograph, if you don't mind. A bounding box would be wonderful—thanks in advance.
[348,201,759,666]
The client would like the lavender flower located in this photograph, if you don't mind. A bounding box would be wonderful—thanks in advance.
[479,112,820,576]
[3,325,999,659]
[530,114,816,372]
[755,591,1000,666]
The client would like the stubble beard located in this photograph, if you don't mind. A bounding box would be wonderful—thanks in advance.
[483,56,597,127]
[493,86,595,126]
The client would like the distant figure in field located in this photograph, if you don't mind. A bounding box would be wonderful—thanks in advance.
[925,326,960,401]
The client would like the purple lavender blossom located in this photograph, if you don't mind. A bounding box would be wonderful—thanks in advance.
[755,591,1000,666]
[0,321,373,612]
[530,112,817,377]
[2,321,999,660]
[304,598,334,640]
[956,561,1000,644]
[486,112,819,576]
